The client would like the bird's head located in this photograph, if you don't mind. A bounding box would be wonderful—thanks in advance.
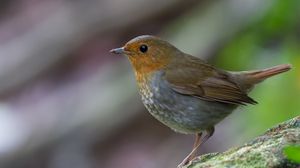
[110,35,179,74]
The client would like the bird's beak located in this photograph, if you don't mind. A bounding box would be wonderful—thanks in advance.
[110,47,125,54]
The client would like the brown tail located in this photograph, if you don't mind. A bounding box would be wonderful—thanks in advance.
[246,64,292,82]
[235,64,292,92]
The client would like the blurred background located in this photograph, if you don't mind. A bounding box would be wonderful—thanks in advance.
[0,0,298,168]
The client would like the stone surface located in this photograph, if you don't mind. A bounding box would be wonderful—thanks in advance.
[185,116,300,168]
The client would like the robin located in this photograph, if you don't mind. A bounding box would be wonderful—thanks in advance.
[110,35,291,167]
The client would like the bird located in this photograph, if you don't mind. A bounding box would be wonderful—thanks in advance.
[110,35,291,167]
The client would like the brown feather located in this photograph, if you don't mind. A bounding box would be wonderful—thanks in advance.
[164,54,257,105]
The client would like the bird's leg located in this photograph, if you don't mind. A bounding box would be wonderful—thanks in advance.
[177,127,215,168]
[200,127,215,147]
[177,133,202,168]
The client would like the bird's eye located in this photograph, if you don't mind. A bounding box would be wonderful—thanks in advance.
[139,45,148,53]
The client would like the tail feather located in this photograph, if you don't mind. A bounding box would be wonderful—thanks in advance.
[246,64,292,82]
[234,64,292,92]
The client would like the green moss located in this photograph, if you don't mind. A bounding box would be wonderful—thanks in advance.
[185,116,300,168]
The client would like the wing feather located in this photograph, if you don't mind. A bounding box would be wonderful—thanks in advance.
[164,55,257,105]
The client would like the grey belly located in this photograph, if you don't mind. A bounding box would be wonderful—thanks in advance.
[139,72,237,134]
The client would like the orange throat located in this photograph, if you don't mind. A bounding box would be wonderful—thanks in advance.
[128,56,170,82]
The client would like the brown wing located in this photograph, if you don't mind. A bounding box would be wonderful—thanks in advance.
[164,55,257,105]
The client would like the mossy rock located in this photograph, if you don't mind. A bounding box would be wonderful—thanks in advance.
[185,116,300,168]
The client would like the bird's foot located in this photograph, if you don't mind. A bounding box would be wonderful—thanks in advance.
[177,157,192,168]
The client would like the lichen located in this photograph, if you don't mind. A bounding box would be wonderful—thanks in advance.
[185,116,300,168]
